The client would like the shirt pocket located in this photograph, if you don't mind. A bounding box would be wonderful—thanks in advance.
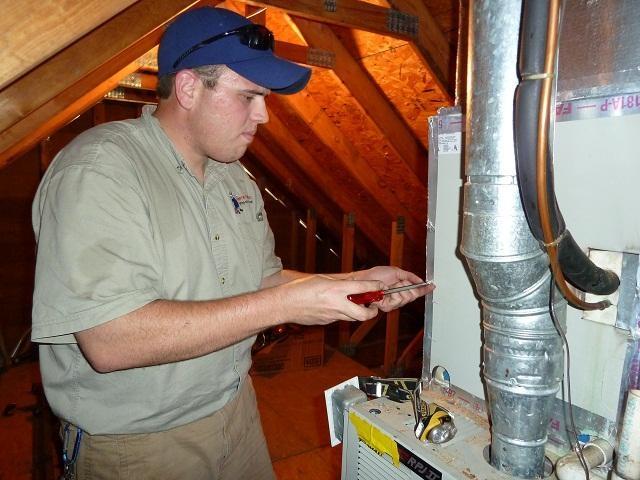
[236,219,265,288]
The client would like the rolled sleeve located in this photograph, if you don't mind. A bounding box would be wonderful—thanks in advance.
[32,161,161,343]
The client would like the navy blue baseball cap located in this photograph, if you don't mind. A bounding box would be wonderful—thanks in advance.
[158,7,311,94]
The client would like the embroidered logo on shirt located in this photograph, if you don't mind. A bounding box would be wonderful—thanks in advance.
[229,192,254,214]
[230,193,243,214]
[256,211,264,222]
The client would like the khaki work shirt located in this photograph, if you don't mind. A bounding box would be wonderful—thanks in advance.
[31,106,282,434]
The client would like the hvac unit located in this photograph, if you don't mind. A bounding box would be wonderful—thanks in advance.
[333,1,640,479]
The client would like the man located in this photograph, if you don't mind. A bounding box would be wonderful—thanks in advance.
[31,7,430,480]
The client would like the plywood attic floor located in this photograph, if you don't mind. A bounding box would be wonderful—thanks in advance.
[0,347,373,480]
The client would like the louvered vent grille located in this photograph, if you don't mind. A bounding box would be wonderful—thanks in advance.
[356,440,417,480]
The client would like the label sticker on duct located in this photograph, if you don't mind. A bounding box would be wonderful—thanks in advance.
[438,132,461,153]
[398,444,443,480]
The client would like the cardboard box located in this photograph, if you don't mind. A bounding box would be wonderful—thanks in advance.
[251,326,324,375]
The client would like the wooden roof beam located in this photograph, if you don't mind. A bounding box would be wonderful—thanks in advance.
[223,1,337,69]
[0,0,217,169]
[243,146,383,266]
[274,41,335,69]
[271,92,426,248]
[238,0,452,97]
[381,0,454,99]
[0,64,141,167]
[248,136,345,241]
[292,17,428,182]
[118,72,159,91]
[0,0,138,90]
[258,108,391,252]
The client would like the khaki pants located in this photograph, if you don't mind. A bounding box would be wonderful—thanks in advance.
[61,378,275,480]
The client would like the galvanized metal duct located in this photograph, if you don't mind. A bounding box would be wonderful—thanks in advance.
[462,1,567,477]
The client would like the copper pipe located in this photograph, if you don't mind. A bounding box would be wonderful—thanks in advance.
[536,0,609,311]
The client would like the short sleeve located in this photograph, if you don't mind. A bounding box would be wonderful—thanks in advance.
[32,149,161,343]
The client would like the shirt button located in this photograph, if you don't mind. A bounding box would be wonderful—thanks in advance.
[214,234,220,241]
[220,277,225,284]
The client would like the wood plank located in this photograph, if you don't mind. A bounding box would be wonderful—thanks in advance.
[386,0,454,98]
[118,72,159,91]
[258,105,390,253]
[292,17,427,182]
[252,346,373,478]
[275,41,335,69]
[248,135,343,237]
[248,136,385,262]
[305,209,318,273]
[0,0,214,169]
[272,446,342,480]
[0,63,140,167]
[0,0,206,135]
[349,316,380,347]
[396,329,423,372]
[384,217,405,375]
[0,0,137,90]
[241,0,417,41]
[239,0,452,96]
[289,211,301,271]
[225,1,336,68]
[339,213,356,348]
[277,90,425,247]
[340,213,355,275]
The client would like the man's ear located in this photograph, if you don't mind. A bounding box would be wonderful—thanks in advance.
[174,70,200,110]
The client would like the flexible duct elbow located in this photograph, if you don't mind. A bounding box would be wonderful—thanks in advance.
[557,232,620,295]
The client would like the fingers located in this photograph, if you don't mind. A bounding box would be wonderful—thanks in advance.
[377,281,436,312]
[357,266,425,287]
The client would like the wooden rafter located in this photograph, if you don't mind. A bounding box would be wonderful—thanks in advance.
[118,72,159,91]
[272,92,425,248]
[380,0,453,98]
[243,142,382,264]
[248,135,344,241]
[0,0,137,90]
[238,0,452,96]
[0,63,140,167]
[0,0,217,169]
[240,0,417,40]
[292,17,428,182]
[274,41,335,69]
[258,107,391,253]
[222,1,336,68]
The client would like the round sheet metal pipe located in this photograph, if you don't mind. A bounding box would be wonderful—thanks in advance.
[464,1,565,477]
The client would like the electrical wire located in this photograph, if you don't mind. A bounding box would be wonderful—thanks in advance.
[549,280,590,480]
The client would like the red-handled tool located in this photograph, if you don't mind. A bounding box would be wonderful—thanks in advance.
[347,281,435,305]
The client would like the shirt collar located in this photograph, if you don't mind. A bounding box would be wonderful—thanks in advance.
[140,105,229,184]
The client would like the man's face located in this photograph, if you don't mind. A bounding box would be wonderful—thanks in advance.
[189,67,269,163]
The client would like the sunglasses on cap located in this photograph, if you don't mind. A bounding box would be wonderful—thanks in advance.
[172,24,275,70]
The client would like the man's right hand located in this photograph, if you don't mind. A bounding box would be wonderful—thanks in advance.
[276,274,385,325]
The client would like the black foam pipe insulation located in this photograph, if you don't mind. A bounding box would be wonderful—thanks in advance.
[514,0,619,296]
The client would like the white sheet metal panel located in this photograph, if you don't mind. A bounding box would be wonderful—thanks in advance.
[553,112,640,420]
[428,109,639,424]
[429,143,485,400]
